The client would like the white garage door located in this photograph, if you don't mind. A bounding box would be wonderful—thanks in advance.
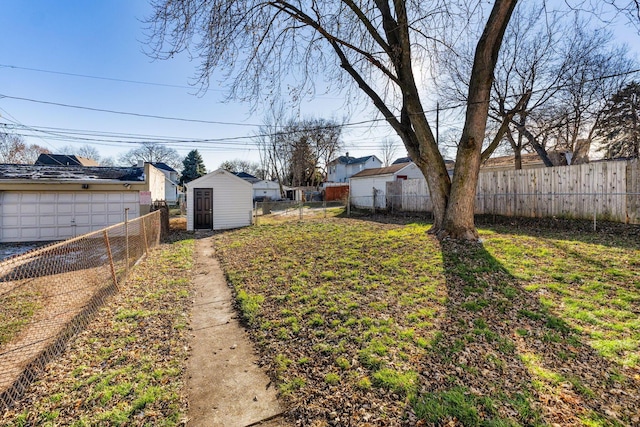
[0,191,140,243]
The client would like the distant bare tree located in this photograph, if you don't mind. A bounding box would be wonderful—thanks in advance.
[442,4,634,169]
[256,111,343,188]
[117,142,182,170]
[58,144,103,163]
[220,159,265,178]
[0,132,50,164]
[380,138,399,167]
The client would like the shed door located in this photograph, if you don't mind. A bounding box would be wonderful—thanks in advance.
[194,188,213,229]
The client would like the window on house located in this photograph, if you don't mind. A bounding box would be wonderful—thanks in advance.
[396,175,408,180]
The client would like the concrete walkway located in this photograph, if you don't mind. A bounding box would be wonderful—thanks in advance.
[186,233,287,427]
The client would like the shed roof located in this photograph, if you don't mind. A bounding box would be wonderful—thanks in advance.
[0,164,145,181]
[350,163,410,178]
[186,168,253,188]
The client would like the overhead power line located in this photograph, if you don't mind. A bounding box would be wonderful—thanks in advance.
[0,63,195,90]
[0,93,264,127]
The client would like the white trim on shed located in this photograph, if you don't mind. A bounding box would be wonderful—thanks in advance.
[185,169,253,231]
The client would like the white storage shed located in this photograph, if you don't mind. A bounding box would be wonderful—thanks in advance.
[185,169,253,231]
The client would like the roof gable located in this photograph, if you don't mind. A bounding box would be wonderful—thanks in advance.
[149,162,177,173]
[330,155,381,166]
[35,154,99,167]
[350,162,411,178]
[187,168,253,188]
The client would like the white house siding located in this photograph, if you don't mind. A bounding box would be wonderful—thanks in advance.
[147,165,166,202]
[328,156,383,183]
[349,163,423,209]
[350,176,395,209]
[346,157,382,178]
[0,191,140,243]
[253,180,281,200]
[186,169,253,231]
[164,179,178,203]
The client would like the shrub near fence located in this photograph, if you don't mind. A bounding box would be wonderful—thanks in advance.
[0,210,161,410]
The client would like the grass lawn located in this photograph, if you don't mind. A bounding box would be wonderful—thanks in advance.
[1,235,194,426]
[214,217,640,426]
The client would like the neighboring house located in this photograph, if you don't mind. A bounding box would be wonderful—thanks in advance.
[349,162,423,209]
[233,172,284,201]
[480,151,584,171]
[481,153,546,171]
[327,153,382,183]
[392,156,412,165]
[147,162,182,205]
[0,163,165,243]
[252,180,282,201]
[185,169,253,231]
[233,171,261,184]
[35,154,99,167]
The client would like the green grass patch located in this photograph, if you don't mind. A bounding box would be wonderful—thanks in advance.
[207,218,639,425]
[0,291,43,345]
[1,237,195,426]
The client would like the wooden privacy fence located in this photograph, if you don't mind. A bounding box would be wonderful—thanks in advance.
[385,160,640,224]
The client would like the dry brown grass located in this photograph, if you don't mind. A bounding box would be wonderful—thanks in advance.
[169,217,187,231]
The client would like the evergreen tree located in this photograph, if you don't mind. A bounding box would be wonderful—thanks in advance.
[181,150,207,184]
[596,81,640,159]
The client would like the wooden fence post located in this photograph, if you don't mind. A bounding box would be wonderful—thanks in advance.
[103,230,119,291]
[124,208,129,277]
[142,219,149,254]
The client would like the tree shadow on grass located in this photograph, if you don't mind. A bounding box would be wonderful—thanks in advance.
[413,239,640,426]
[475,215,640,251]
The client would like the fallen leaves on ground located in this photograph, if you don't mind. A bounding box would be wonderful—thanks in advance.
[1,235,194,426]
[214,217,640,426]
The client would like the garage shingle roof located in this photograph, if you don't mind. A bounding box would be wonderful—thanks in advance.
[0,164,145,181]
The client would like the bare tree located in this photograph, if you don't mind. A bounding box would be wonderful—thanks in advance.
[117,142,182,170]
[256,104,290,196]
[0,132,50,164]
[255,111,343,188]
[442,5,634,170]
[147,0,639,239]
[220,159,265,178]
[380,138,399,167]
[58,144,103,163]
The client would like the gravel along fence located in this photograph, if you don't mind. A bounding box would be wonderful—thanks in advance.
[0,211,161,410]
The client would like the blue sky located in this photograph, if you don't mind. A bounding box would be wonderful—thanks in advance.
[1,1,639,172]
[0,0,394,171]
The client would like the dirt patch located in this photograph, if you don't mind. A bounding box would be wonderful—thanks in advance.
[170,217,187,231]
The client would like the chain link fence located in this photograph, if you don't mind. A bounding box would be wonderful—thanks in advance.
[254,200,348,224]
[0,210,161,410]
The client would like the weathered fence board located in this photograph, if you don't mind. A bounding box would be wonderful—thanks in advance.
[390,160,639,224]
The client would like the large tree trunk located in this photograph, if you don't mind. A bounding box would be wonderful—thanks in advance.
[441,0,517,240]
